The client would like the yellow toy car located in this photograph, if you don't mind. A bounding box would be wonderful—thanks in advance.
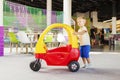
[30,23,80,72]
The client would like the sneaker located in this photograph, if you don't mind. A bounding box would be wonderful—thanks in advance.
[82,63,91,68]
[86,63,91,68]
[82,65,87,68]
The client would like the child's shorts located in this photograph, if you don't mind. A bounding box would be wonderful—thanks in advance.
[80,45,91,58]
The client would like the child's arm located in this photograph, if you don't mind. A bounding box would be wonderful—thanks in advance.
[73,30,87,35]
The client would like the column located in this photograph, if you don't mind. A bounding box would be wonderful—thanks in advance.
[92,11,98,27]
[112,1,116,34]
[63,0,72,26]
[112,17,116,34]
[63,0,72,41]
[0,0,4,56]
[47,0,52,26]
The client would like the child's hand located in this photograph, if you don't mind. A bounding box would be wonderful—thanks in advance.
[73,32,77,35]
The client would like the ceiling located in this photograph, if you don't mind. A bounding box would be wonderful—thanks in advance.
[6,0,120,22]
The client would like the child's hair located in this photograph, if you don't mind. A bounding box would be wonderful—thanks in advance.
[77,16,86,22]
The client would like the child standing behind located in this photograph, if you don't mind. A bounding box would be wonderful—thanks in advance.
[73,17,91,68]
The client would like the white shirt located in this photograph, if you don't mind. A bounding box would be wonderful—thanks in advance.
[78,26,90,46]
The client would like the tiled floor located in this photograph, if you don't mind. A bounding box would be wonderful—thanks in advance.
[1,43,120,80]
[1,50,120,80]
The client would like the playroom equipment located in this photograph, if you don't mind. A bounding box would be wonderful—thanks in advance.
[30,23,80,72]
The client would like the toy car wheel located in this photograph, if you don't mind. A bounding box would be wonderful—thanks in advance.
[30,60,41,71]
[68,61,80,72]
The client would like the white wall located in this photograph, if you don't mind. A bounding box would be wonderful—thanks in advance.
[0,0,3,26]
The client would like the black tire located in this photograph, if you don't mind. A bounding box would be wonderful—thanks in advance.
[68,61,80,72]
[30,60,41,72]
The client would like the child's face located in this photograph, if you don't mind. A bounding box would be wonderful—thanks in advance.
[77,18,86,27]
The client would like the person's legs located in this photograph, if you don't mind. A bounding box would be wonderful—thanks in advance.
[86,58,91,64]
[91,39,94,46]
[85,45,91,63]
[81,45,91,68]
[80,46,87,67]
[91,36,96,47]
[82,58,87,65]
[81,58,87,68]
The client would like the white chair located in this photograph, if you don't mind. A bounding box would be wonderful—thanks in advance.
[17,31,35,54]
[57,32,66,46]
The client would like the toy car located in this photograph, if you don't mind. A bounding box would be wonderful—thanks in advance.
[30,23,80,72]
